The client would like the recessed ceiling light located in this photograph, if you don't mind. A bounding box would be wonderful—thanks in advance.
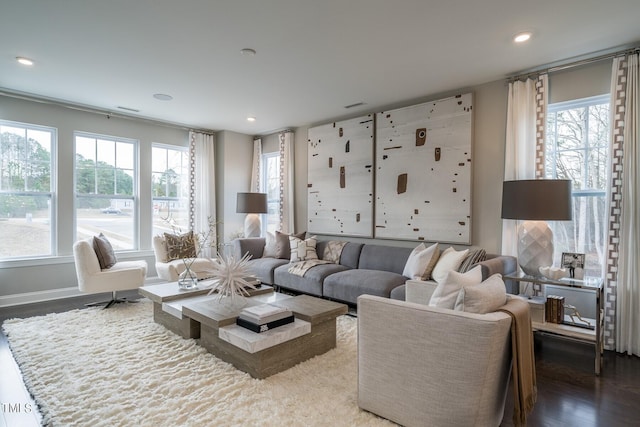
[514,32,532,43]
[247,116,256,122]
[16,56,34,66]
[153,93,173,101]
[240,48,257,56]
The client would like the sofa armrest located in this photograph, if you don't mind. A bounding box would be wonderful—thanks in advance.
[405,279,438,305]
[479,254,518,294]
[357,295,512,427]
[232,237,266,259]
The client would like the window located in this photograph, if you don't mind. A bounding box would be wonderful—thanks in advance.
[75,132,137,250]
[0,121,56,259]
[260,152,281,234]
[151,144,189,237]
[545,95,610,277]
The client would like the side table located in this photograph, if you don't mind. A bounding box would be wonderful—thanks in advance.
[504,273,604,375]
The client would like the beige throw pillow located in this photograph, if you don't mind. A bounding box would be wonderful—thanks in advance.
[402,243,439,280]
[263,232,278,258]
[289,235,319,263]
[454,273,507,314]
[428,265,482,309]
[431,247,469,283]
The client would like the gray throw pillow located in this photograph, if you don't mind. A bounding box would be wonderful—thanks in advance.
[93,233,117,269]
[275,230,306,259]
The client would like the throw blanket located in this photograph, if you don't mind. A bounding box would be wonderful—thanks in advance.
[288,259,332,277]
[498,298,537,427]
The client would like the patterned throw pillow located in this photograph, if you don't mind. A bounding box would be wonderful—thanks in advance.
[164,231,197,261]
[323,240,348,264]
[289,235,319,263]
[457,248,487,273]
[93,233,117,269]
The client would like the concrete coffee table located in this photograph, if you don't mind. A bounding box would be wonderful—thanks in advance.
[183,294,348,379]
[138,280,273,339]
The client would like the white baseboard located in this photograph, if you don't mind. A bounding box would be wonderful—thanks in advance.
[0,276,165,308]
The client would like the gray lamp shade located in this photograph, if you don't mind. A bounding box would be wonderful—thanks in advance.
[236,192,268,214]
[501,179,573,221]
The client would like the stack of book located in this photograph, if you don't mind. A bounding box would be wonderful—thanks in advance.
[545,295,565,323]
[236,304,294,333]
[242,277,262,289]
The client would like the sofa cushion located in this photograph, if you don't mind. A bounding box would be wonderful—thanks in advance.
[358,245,413,274]
[431,247,469,283]
[323,269,407,304]
[289,235,318,262]
[402,243,439,280]
[275,263,349,296]
[389,284,406,301]
[429,265,482,309]
[454,274,507,314]
[246,257,289,285]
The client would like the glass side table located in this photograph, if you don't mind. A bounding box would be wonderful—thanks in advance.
[503,273,605,375]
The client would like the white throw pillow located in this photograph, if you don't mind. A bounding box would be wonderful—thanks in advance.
[263,232,277,258]
[428,265,482,309]
[289,235,318,263]
[431,247,469,283]
[454,273,507,314]
[402,243,439,280]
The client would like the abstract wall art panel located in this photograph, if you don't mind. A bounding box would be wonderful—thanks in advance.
[375,93,473,243]
[307,115,374,237]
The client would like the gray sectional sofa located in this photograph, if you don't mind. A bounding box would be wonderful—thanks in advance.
[232,237,518,305]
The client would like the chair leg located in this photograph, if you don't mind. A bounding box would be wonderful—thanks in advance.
[85,291,140,309]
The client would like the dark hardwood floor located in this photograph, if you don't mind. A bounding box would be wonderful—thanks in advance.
[1,292,639,427]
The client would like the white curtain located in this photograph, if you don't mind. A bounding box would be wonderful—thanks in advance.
[189,131,216,258]
[250,138,262,193]
[279,131,295,233]
[501,78,540,257]
[615,53,640,355]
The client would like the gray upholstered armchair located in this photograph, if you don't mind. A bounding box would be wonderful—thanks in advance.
[357,294,514,427]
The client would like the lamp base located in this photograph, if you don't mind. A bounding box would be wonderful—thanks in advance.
[244,213,262,238]
[517,220,554,276]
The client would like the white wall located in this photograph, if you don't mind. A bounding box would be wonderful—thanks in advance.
[0,95,188,301]
[292,80,509,253]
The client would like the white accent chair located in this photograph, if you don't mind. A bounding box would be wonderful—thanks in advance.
[152,234,216,282]
[357,293,514,427]
[73,239,147,308]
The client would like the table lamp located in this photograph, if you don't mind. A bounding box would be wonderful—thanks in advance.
[501,179,572,276]
[236,192,268,238]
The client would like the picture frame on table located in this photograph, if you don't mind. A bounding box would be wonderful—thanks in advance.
[561,252,585,280]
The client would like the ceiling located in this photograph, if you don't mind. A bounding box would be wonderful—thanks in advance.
[2,0,640,135]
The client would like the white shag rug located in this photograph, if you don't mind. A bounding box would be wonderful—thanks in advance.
[2,299,395,427]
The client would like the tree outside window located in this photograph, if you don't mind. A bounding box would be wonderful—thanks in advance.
[0,121,55,258]
[74,132,137,250]
[260,152,281,235]
[545,95,610,277]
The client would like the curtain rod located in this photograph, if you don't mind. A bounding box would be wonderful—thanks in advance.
[0,88,217,135]
[507,46,640,83]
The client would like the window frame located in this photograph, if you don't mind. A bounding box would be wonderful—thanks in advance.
[545,94,610,277]
[0,119,57,260]
[260,151,281,235]
[151,143,190,238]
[73,131,139,251]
